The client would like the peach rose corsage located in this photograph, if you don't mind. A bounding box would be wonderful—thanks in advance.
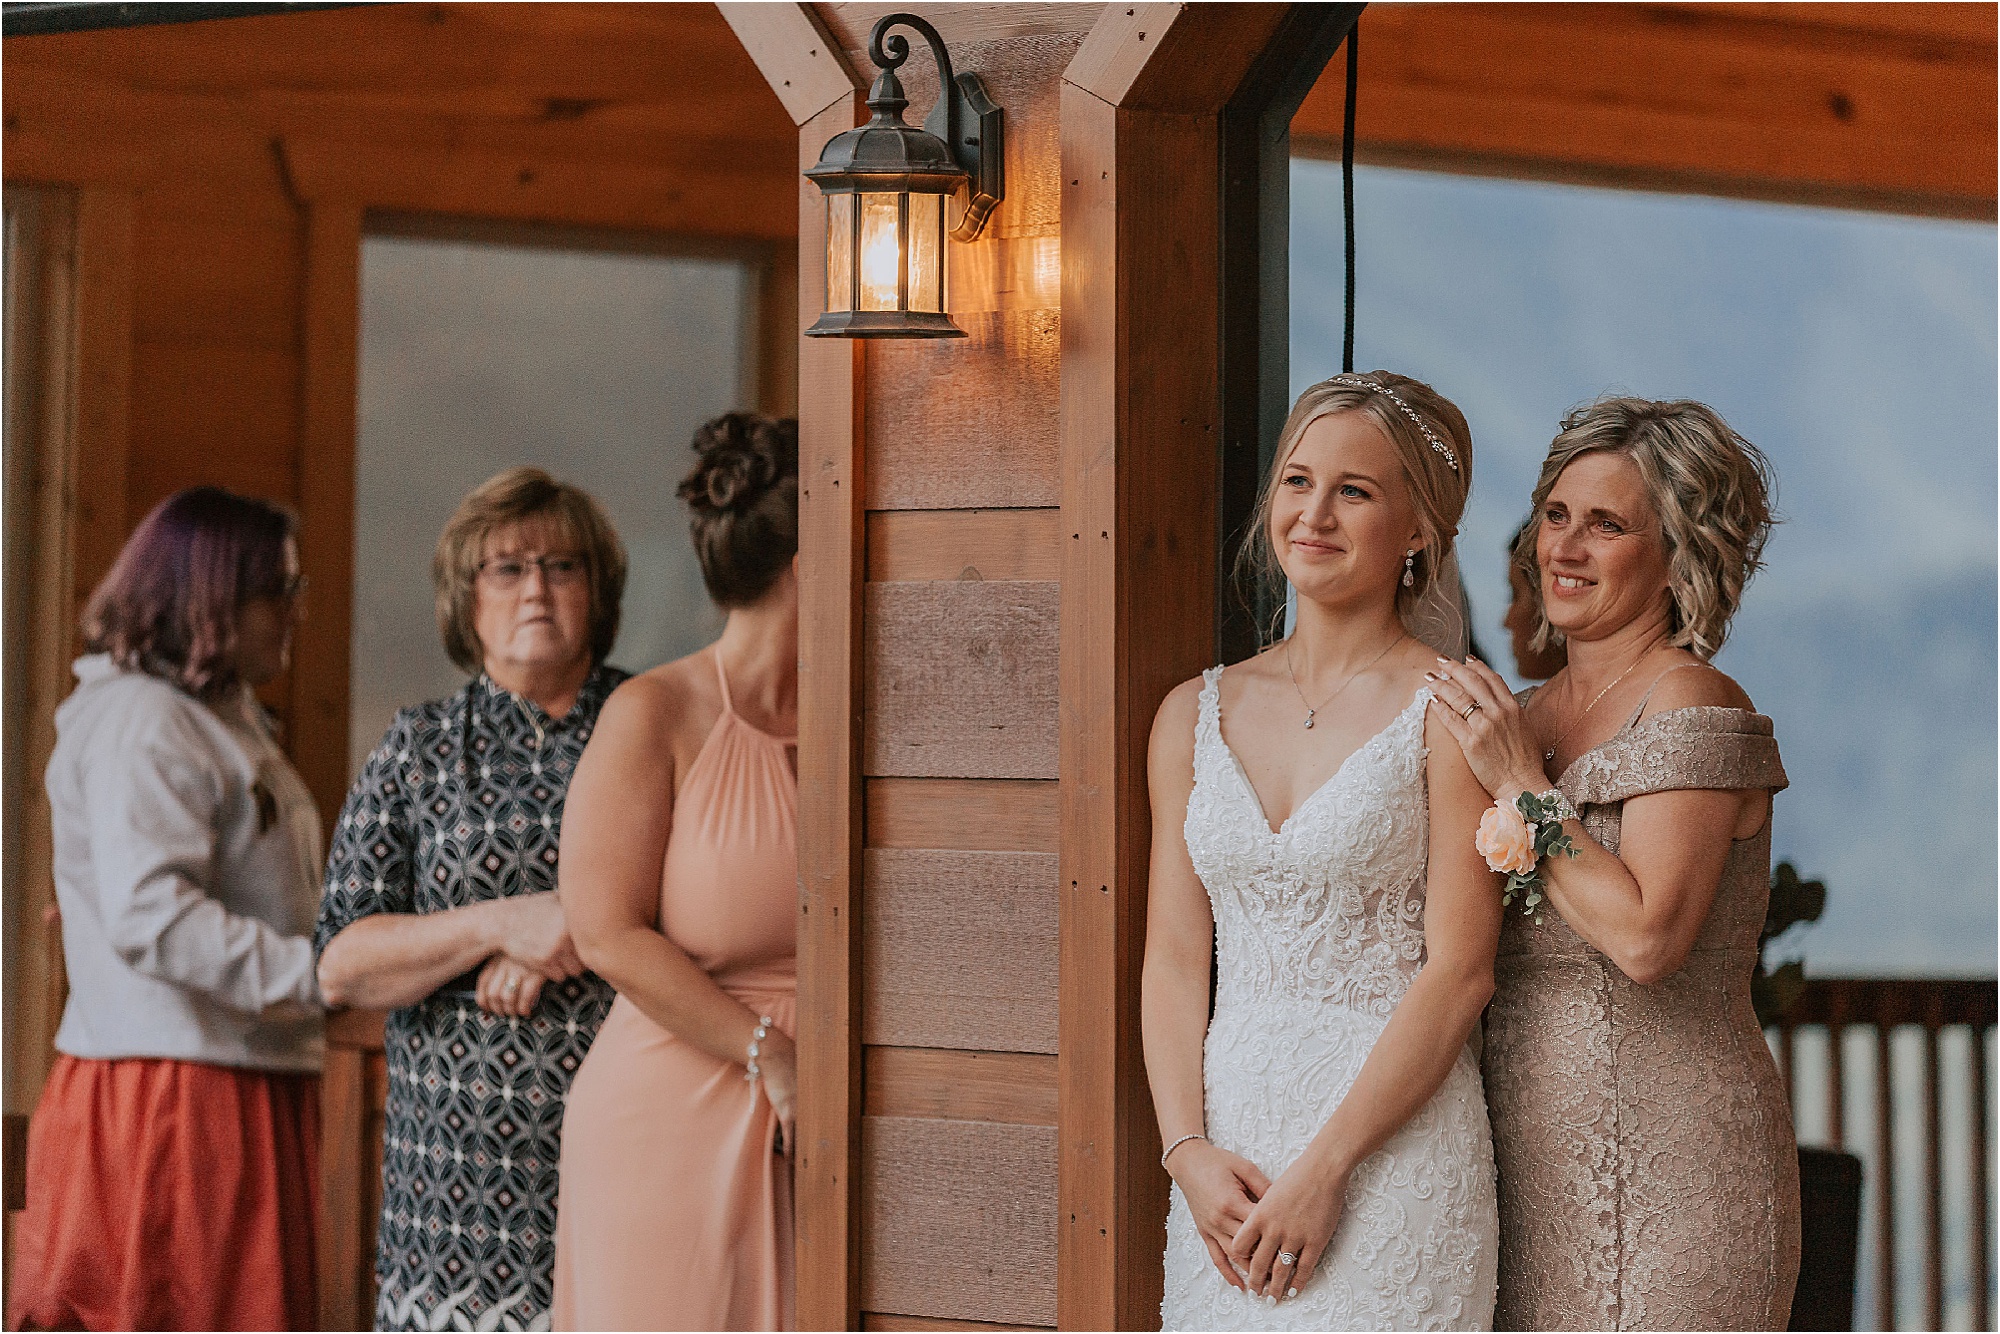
[1475,790,1580,923]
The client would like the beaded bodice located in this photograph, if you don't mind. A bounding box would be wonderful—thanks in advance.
[1185,667,1433,1021]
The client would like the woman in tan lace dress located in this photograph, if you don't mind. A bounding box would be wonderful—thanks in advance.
[1423,397,1798,1330]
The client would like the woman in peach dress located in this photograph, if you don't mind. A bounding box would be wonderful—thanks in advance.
[552,413,799,1331]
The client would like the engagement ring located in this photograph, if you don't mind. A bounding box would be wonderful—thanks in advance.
[1278,1251,1297,1266]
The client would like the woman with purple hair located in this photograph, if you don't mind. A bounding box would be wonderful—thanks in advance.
[9,487,324,1331]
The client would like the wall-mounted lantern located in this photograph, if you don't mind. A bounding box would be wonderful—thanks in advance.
[804,13,1004,338]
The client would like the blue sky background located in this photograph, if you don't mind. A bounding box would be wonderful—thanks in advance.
[1291,161,1996,977]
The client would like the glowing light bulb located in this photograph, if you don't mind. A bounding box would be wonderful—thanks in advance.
[858,193,902,312]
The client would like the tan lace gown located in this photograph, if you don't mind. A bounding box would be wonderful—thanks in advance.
[1484,701,1800,1330]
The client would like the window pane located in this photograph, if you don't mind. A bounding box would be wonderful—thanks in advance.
[826,193,853,313]
[908,192,942,313]
[353,234,748,778]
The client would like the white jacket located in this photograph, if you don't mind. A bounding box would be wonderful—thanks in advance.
[46,655,323,1071]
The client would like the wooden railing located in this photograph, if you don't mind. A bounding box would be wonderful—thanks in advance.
[320,1007,389,1332]
[1771,978,1997,1331]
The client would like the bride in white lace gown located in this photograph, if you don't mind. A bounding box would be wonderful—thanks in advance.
[1143,373,1502,1331]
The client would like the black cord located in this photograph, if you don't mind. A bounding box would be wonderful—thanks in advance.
[1341,19,1358,375]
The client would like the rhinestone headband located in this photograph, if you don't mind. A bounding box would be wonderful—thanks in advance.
[1329,375,1460,472]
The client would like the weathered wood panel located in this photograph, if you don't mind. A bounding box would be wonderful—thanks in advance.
[860,1116,1058,1327]
[864,778,1057,854]
[863,849,1058,1055]
[866,509,1061,583]
[862,581,1058,780]
[864,310,1060,511]
[864,1048,1058,1127]
[1294,2,1998,218]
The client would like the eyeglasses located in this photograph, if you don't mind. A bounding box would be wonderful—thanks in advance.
[476,554,587,591]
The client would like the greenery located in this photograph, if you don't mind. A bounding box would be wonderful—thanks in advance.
[1753,861,1826,1025]
[1498,791,1580,924]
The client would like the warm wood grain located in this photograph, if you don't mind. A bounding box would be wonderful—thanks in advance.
[864,310,1060,512]
[292,203,361,835]
[70,188,135,598]
[1293,2,1998,218]
[862,849,1059,1055]
[131,213,298,350]
[862,581,1059,780]
[864,778,1057,854]
[866,510,1061,583]
[862,1312,1047,1332]
[792,86,869,1333]
[318,1040,371,1332]
[860,1116,1059,1327]
[5,188,81,1127]
[864,1048,1058,1127]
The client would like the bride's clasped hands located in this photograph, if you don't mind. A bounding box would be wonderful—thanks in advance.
[1161,1137,1269,1293]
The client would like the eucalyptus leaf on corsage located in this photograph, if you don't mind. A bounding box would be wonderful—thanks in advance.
[1475,790,1580,923]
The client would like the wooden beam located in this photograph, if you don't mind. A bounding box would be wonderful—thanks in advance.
[291,202,360,839]
[793,88,868,1333]
[1293,2,1998,219]
[719,2,859,128]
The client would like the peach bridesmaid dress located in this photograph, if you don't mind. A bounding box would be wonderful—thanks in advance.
[553,651,797,1331]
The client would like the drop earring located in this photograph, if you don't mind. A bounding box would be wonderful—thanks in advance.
[1402,549,1416,588]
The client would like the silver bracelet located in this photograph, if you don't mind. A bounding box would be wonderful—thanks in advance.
[744,1014,773,1083]
[1161,1132,1208,1169]
[1534,788,1580,824]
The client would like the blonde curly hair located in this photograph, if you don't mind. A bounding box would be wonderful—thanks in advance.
[1516,396,1776,660]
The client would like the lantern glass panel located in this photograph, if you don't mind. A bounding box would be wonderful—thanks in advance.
[826,193,854,313]
[858,192,902,312]
[908,191,942,314]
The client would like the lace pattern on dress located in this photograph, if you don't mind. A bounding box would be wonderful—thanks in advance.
[1162,668,1499,1331]
[1485,699,1799,1331]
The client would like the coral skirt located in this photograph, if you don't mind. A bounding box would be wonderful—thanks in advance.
[7,1054,320,1332]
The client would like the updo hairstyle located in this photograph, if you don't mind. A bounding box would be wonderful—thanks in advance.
[678,412,799,608]
[1516,396,1775,660]
[1237,371,1473,641]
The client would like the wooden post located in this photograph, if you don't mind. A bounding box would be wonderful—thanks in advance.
[292,202,361,838]
[717,6,865,1326]
[1875,1022,1897,1331]
[1056,7,1354,1326]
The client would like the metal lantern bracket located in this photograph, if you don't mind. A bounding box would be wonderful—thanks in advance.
[871,14,1005,241]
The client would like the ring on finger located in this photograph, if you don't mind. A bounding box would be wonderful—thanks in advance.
[1278,1250,1297,1266]
[1460,701,1478,720]
[503,979,520,994]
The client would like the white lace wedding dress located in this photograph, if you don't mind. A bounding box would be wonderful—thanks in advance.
[1161,669,1499,1331]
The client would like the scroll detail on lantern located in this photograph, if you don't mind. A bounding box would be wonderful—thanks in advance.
[802,13,1004,339]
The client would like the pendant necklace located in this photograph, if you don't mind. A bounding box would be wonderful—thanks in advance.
[1540,652,1651,763]
[1284,632,1406,731]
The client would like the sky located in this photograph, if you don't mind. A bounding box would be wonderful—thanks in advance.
[1291,161,1997,978]
[352,237,746,777]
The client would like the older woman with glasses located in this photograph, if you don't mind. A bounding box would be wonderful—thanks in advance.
[315,466,629,1331]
